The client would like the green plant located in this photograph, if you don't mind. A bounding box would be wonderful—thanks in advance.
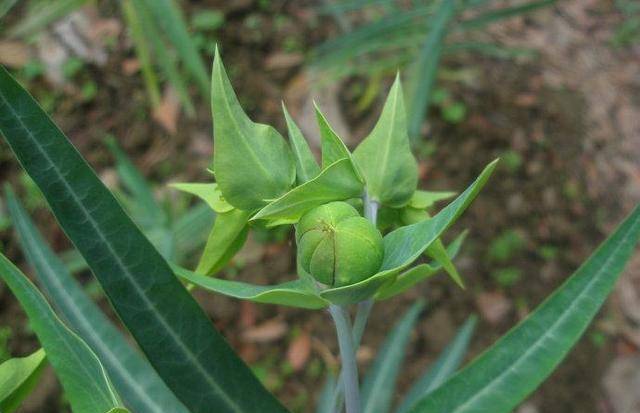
[1,48,640,413]
[3,0,212,114]
[312,0,554,141]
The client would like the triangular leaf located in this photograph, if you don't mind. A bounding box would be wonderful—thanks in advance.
[251,158,364,222]
[353,74,418,207]
[212,48,295,210]
[282,102,320,184]
[0,349,47,413]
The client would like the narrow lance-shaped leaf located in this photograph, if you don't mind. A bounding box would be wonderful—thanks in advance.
[407,0,457,141]
[353,74,418,207]
[361,301,425,413]
[410,205,640,413]
[196,208,250,276]
[396,316,477,413]
[251,158,364,222]
[212,48,295,211]
[0,66,286,413]
[0,254,122,413]
[0,349,47,413]
[5,188,190,413]
[282,102,320,184]
[174,265,330,309]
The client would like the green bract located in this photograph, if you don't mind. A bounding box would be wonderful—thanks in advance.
[296,202,383,287]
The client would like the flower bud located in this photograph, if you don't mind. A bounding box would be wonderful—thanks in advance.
[296,202,383,287]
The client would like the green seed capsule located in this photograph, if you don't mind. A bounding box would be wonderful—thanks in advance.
[296,202,384,287]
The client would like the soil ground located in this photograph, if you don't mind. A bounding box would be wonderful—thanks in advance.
[1,1,639,412]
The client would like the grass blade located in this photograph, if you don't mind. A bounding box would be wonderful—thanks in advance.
[406,0,457,142]
[0,66,286,413]
[361,301,425,413]
[410,205,640,413]
[457,0,555,32]
[0,254,122,413]
[396,316,476,413]
[5,188,190,413]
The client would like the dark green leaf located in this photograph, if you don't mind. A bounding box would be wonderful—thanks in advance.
[0,254,122,413]
[0,349,46,413]
[361,301,425,413]
[0,66,286,413]
[396,316,476,413]
[251,158,364,222]
[283,102,320,184]
[353,74,418,207]
[5,188,189,413]
[410,205,640,413]
[212,48,295,211]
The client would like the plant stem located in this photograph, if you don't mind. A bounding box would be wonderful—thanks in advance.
[329,305,361,413]
[330,195,380,412]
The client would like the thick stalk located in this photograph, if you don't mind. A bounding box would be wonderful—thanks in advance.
[329,305,361,413]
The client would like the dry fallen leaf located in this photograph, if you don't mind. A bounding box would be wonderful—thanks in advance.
[287,331,311,371]
[152,87,181,134]
[242,318,287,343]
[0,41,30,67]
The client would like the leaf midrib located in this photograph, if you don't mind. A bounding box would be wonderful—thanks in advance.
[18,212,164,412]
[446,217,640,413]
[0,90,242,413]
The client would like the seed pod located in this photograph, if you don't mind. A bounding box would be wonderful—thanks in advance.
[296,202,384,287]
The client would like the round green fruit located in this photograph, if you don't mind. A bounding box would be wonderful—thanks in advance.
[296,202,384,287]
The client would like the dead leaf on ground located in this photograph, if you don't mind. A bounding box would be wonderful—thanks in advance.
[152,87,181,134]
[476,291,512,325]
[242,318,287,343]
[0,41,30,67]
[287,331,311,371]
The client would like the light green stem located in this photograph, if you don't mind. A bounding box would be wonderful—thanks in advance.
[329,305,361,413]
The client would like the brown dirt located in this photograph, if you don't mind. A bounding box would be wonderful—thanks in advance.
[1,1,639,413]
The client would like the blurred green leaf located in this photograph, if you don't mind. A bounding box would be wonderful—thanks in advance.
[458,0,555,32]
[0,349,47,413]
[361,301,425,413]
[409,205,640,413]
[8,0,88,38]
[396,316,477,413]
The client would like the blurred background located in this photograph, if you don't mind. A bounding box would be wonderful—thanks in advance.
[0,0,639,412]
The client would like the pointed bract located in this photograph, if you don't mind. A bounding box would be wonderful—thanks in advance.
[211,48,295,211]
[282,102,320,184]
[353,75,418,207]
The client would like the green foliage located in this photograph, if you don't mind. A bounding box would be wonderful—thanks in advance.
[5,189,190,413]
[212,48,295,211]
[0,66,284,413]
[0,255,124,413]
[1,38,639,413]
[353,74,418,207]
[0,349,46,413]
[409,206,640,413]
